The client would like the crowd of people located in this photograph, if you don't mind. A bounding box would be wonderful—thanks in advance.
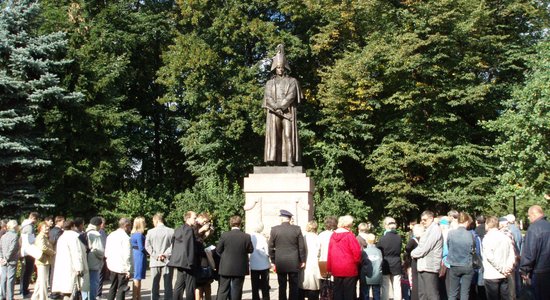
[0,204,548,300]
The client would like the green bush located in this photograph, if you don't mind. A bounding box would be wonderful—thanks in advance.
[167,176,244,243]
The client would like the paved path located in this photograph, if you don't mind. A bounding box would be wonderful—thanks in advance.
[22,270,281,300]
[114,270,280,300]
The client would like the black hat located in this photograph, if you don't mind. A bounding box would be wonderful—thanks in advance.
[279,209,293,218]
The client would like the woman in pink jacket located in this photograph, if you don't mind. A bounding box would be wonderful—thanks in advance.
[327,215,362,300]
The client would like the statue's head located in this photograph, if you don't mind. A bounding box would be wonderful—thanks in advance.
[271,44,290,74]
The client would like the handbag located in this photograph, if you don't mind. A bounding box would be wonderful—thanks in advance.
[196,265,214,283]
[70,279,82,300]
[318,261,329,278]
[320,279,333,300]
[26,244,43,260]
[471,233,482,269]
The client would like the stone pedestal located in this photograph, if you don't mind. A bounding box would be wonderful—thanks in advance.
[243,166,315,236]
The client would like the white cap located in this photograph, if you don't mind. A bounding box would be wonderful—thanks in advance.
[506,214,516,223]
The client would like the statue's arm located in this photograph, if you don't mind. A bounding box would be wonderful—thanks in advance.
[279,78,297,111]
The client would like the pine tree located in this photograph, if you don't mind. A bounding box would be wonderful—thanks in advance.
[0,0,81,215]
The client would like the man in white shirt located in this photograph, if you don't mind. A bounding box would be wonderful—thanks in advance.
[105,218,132,300]
[145,213,174,300]
[482,216,516,300]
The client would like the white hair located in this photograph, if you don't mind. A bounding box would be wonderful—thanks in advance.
[6,220,18,230]
[412,224,425,239]
[338,215,354,228]
[254,222,264,233]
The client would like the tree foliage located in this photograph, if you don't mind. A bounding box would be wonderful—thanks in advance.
[167,175,244,241]
[0,0,82,216]
[485,39,550,212]
[1,0,547,226]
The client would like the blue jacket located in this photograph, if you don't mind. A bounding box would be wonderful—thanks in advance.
[361,245,383,285]
[520,217,550,275]
[447,227,474,267]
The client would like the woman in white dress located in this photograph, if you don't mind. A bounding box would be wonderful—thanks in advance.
[300,221,322,300]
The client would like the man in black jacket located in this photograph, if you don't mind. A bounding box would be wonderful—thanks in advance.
[520,204,550,300]
[268,210,306,300]
[168,211,198,300]
[216,215,253,300]
[377,216,402,300]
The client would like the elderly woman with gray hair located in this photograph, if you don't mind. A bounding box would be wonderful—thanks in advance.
[327,215,362,300]
[250,223,271,300]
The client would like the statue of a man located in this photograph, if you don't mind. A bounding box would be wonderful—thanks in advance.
[263,44,303,167]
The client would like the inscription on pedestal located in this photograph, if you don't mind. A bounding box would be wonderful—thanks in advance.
[243,168,314,236]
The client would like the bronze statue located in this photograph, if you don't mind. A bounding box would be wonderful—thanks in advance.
[263,44,303,166]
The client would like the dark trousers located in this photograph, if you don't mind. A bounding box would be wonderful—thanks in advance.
[448,266,474,300]
[98,259,110,296]
[532,272,550,300]
[277,272,299,300]
[107,272,129,300]
[216,275,245,300]
[484,278,510,300]
[172,267,196,300]
[251,269,270,300]
[19,255,34,296]
[360,284,380,300]
[411,266,419,300]
[417,271,439,300]
[333,276,357,300]
[299,288,320,300]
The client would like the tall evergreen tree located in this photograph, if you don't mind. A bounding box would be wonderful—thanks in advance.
[0,0,81,216]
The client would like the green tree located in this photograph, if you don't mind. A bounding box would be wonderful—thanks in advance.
[167,175,244,241]
[38,0,184,217]
[0,0,82,216]
[316,0,543,219]
[485,39,550,213]
[157,1,304,180]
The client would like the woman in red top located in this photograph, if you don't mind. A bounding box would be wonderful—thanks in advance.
[327,215,363,300]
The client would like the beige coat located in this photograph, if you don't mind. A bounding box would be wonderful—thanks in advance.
[34,232,55,265]
[51,230,90,294]
[300,232,321,290]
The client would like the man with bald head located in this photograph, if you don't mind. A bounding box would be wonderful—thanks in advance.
[520,204,550,300]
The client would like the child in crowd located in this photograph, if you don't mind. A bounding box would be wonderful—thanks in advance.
[361,234,383,300]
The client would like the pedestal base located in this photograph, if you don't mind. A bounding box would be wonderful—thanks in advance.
[243,166,315,236]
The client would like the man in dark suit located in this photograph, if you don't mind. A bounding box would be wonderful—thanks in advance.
[216,216,253,300]
[268,210,306,300]
[168,211,198,300]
